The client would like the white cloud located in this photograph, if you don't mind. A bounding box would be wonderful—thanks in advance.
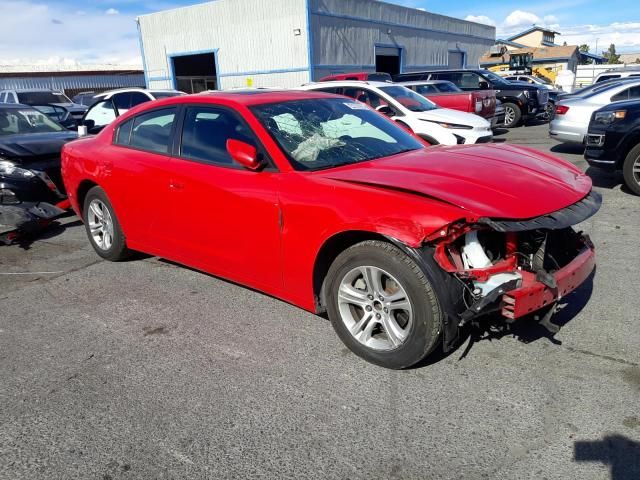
[464,15,496,27]
[105,8,119,15]
[503,10,541,29]
[543,15,559,25]
[0,0,142,66]
[557,22,640,53]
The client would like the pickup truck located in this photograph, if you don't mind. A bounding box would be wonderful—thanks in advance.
[394,69,548,128]
[319,72,393,82]
[397,80,498,126]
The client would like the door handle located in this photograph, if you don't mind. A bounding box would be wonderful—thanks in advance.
[169,180,185,190]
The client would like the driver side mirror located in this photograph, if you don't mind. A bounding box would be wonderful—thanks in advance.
[376,105,394,117]
[226,139,262,170]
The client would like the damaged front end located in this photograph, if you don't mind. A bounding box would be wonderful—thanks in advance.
[426,191,601,342]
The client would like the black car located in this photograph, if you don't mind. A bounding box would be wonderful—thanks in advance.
[585,99,640,195]
[0,104,77,205]
[394,69,548,128]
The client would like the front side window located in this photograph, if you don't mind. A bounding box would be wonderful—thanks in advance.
[179,107,256,166]
[379,85,437,112]
[251,98,423,171]
[435,82,461,93]
[0,108,64,135]
[128,108,176,154]
[85,100,117,129]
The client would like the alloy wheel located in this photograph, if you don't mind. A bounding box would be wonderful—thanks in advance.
[633,155,640,186]
[87,199,114,251]
[337,266,413,351]
[504,106,516,126]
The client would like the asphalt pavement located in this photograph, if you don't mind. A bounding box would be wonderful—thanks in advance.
[1,123,639,480]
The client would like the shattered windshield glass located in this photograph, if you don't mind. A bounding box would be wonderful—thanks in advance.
[251,98,423,171]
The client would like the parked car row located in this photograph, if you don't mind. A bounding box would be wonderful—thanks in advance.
[547,77,640,193]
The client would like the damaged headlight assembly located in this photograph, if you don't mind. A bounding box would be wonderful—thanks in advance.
[0,159,36,179]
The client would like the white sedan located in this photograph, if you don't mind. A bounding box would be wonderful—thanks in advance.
[299,81,492,145]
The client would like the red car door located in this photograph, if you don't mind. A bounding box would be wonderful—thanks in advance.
[166,105,283,293]
[106,107,178,251]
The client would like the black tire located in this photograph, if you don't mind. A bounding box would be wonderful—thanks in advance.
[325,240,443,369]
[502,102,522,128]
[622,144,640,196]
[82,186,131,261]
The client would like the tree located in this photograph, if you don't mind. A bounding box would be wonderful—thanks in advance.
[602,44,621,64]
[635,58,640,64]
[578,44,593,65]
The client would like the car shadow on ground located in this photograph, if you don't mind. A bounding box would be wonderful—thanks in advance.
[492,128,509,137]
[11,212,83,250]
[447,271,595,364]
[550,142,585,155]
[574,434,640,480]
[586,167,639,196]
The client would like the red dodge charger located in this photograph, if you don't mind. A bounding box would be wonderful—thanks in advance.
[62,90,600,369]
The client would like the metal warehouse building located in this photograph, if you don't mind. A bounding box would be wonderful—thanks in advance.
[0,65,144,98]
[137,0,495,92]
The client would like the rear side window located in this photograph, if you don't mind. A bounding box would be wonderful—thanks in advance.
[114,118,134,145]
[129,108,176,154]
[611,88,630,102]
[597,74,620,83]
[629,86,640,99]
[129,92,150,107]
[179,106,257,166]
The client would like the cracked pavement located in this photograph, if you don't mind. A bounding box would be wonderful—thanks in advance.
[1,123,639,479]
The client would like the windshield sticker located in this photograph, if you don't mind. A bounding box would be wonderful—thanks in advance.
[344,102,369,110]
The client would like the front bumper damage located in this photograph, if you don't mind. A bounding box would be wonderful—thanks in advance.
[0,202,65,245]
[427,191,601,343]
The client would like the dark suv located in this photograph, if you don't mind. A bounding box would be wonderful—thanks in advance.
[585,99,640,195]
[394,69,548,128]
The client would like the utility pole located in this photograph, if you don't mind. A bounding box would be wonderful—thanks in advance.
[592,38,599,83]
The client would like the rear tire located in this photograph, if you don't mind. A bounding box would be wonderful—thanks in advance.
[82,186,131,261]
[503,102,522,128]
[622,144,640,196]
[325,240,443,369]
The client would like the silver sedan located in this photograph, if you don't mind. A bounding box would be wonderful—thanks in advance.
[549,79,640,144]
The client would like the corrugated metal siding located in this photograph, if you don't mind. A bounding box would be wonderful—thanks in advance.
[138,0,310,90]
[309,0,495,79]
[0,73,145,94]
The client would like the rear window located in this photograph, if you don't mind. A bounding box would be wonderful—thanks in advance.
[17,91,70,104]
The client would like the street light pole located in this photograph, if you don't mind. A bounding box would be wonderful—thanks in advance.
[592,38,599,83]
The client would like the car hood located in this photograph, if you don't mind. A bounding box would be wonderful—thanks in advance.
[0,131,79,162]
[316,144,592,219]
[415,108,490,128]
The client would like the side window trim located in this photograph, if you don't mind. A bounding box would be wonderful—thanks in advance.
[109,106,179,156]
[173,103,277,171]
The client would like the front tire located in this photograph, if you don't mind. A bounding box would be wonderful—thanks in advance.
[502,102,522,128]
[622,144,640,196]
[82,186,131,261]
[325,240,443,369]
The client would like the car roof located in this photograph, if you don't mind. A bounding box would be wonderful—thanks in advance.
[395,80,451,85]
[304,80,393,88]
[119,90,342,110]
[94,87,180,98]
[1,88,64,93]
[0,103,38,110]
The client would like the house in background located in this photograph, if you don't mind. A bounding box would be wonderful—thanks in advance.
[479,25,605,73]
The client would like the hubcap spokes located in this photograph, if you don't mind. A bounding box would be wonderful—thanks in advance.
[633,157,640,183]
[505,108,515,125]
[338,266,413,351]
[87,199,114,251]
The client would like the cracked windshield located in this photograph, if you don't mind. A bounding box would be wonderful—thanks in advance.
[252,98,423,170]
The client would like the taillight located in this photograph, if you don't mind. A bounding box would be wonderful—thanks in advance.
[556,105,570,115]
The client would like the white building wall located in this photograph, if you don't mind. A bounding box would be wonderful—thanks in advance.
[138,0,310,90]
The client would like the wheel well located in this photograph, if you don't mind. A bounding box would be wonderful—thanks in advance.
[76,180,98,213]
[620,132,640,168]
[312,231,389,313]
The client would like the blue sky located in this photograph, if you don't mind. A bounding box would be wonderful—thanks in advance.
[1,0,639,66]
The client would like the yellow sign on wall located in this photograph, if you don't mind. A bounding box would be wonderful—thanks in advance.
[246,77,253,87]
